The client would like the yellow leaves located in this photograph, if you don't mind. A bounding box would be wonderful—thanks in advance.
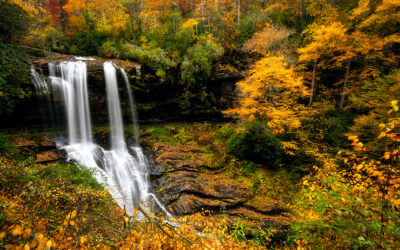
[350,0,369,20]
[36,233,44,242]
[71,210,77,219]
[382,152,391,160]
[0,231,6,239]
[181,18,199,29]
[80,236,88,245]
[391,100,399,112]
[282,141,299,155]
[298,22,348,64]
[224,54,309,134]
[356,164,364,171]
[46,240,52,248]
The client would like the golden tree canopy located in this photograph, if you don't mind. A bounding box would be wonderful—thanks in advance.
[224,55,309,134]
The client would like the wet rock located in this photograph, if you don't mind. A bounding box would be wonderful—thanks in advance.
[12,137,35,147]
[36,150,63,163]
[158,171,249,214]
[244,196,285,215]
[147,134,293,245]
[38,138,56,150]
[33,55,140,73]
[168,194,232,214]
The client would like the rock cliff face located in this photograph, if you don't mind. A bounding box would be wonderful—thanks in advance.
[143,139,292,242]
[1,54,243,128]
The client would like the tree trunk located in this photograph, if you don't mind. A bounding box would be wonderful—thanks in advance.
[58,0,67,34]
[300,0,305,31]
[237,0,241,26]
[308,61,316,106]
[339,60,351,109]
[130,14,135,35]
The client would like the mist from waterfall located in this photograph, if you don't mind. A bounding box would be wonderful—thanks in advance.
[31,60,167,216]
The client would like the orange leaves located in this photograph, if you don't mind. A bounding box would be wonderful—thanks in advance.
[80,236,88,245]
[10,225,24,236]
[347,135,367,152]
[64,0,129,33]
[133,207,139,217]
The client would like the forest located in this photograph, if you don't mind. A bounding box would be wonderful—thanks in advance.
[0,0,399,248]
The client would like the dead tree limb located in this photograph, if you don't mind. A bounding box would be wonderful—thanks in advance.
[137,202,194,245]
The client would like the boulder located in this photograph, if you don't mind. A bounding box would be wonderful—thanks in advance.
[36,150,63,163]
[158,171,249,209]
[244,196,285,215]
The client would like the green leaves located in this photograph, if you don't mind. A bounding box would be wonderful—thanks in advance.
[0,43,31,115]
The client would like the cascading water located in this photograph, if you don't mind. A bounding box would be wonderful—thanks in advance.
[31,60,168,216]
[31,66,54,127]
[121,68,139,145]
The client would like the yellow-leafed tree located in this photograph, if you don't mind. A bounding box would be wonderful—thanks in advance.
[224,55,309,134]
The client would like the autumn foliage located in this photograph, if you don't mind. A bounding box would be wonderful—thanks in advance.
[224,55,309,134]
[1,0,400,248]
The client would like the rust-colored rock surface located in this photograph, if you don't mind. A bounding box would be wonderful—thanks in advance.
[36,150,62,163]
[144,137,292,242]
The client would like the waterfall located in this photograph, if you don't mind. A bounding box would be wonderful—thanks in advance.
[31,66,54,127]
[31,60,167,216]
[104,62,126,150]
[121,68,139,145]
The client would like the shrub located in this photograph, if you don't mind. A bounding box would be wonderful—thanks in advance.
[227,121,283,167]
[300,108,354,148]
[179,35,223,108]
[0,133,21,159]
[180,35,224,86]
[323,109,354,147]
[0,133,14,153]
[0,43,31,115]
[0,2,30,43]
[288,172,400,248]
[44,27,67,52]
[215,124,236,142]
[121,43,177,79]
[69,30,109,55]
[99,40,122,58]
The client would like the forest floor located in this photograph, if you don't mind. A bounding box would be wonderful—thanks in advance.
[0,123,298,248]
